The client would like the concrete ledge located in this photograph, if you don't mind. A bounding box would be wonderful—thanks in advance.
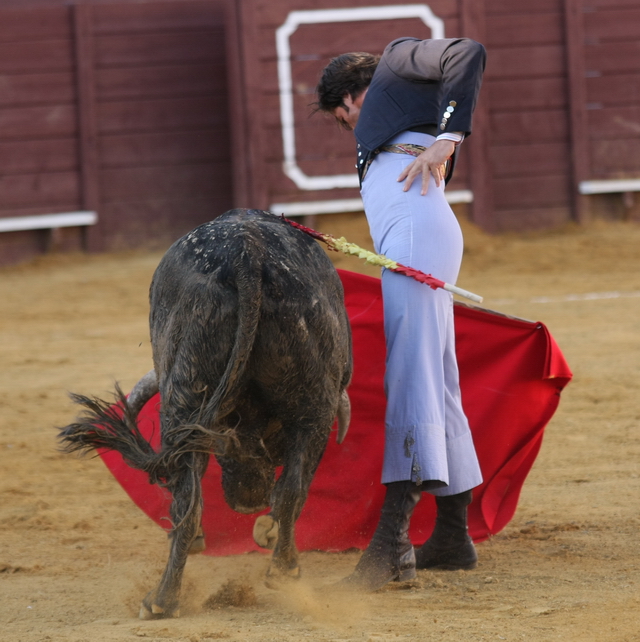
[579,179,640,195]
[0,211,98,233]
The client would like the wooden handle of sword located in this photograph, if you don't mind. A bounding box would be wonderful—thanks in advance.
[443,283,483,304]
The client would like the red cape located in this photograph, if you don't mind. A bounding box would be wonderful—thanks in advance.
[101,270,572,554]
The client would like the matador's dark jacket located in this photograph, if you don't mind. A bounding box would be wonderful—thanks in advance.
[354,37,486,184]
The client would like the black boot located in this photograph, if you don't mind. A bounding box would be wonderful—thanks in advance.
[414,490,477,570]
[340,481,422,591]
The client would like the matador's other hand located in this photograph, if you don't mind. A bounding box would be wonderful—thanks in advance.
[397,139,455,195]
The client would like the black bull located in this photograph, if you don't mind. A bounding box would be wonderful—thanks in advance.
[59,209,353,619]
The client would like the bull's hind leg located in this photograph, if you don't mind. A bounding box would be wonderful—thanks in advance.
[264,424,330,587]
[139,452,208,620]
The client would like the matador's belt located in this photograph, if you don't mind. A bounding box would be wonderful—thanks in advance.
[362,143,451,182]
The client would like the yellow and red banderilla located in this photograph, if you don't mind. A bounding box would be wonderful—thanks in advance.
[283,216,483,304]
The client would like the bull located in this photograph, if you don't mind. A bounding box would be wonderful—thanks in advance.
[59,208,353,619]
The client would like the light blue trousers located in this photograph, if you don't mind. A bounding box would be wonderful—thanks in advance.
[361,131,482,496]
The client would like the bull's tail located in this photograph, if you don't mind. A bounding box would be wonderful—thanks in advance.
[58,383,169,483]
[177,235,263,447]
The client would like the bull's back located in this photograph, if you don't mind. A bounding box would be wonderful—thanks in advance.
[150,208,343,322]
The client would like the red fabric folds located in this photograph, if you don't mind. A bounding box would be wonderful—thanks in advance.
[100,269,572,555]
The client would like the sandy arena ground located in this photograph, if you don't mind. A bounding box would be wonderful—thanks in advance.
[1,213,639,642]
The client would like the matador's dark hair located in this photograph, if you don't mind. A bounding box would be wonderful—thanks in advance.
[313,52,381,113]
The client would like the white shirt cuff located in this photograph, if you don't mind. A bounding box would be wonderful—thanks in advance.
[436,132,465,145]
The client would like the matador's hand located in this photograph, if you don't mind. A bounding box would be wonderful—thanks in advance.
[397,139,455,195]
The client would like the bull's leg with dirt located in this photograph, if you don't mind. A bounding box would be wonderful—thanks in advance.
[139,452,209,619]
[255,420,333,585]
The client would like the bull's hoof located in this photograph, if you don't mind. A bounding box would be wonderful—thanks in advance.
[264,564,301,590]
[139,594,179,620]
[253,514,279,550]
[139,604,180,620]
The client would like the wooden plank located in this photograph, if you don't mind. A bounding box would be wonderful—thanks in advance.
[257,61,307,100]
[460,0,494,231]
[585,42,640,74]
[100,196,233,247]
[261,121,355,170]
[587,73,640,106]
[254,0,460,26]
[586,105,640,138]
[485,45,565,80]
[271,144,358,169]
[0,1,238,265]
[94,30,224,68]
[290,157,364,179]
[0,139,78,175]
[489,142,568,178]
[74,3,101,252]
[446,176,471,194]
[93,1,225,34]
[0,41,73,74]
[492,206,570,232]
[485,77,567,110]
[0,231,48,268]
[489,108,569,142]
[0,6,71,44]
[0,227,82,263]
[584,8,640,41]
[564,0,590,223]
[483,12,563,47]
[97,96,228,134]
[0,104,77,140]
[485,0,562,15]
[225,0,254,208]
[96,63,225,100]
[590,138,640,177]
[268,184,363,205]
[261,90,365,129]
[0,204,80,219]
[493,174,569,209]
[100,129,227,168]
[0,72,75,107]
[287,124,357,158]
[236,0,272,208]
[99,163,232,202]
[100,198,229,230]
[584,0,640,8]
[0,171,79,209]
